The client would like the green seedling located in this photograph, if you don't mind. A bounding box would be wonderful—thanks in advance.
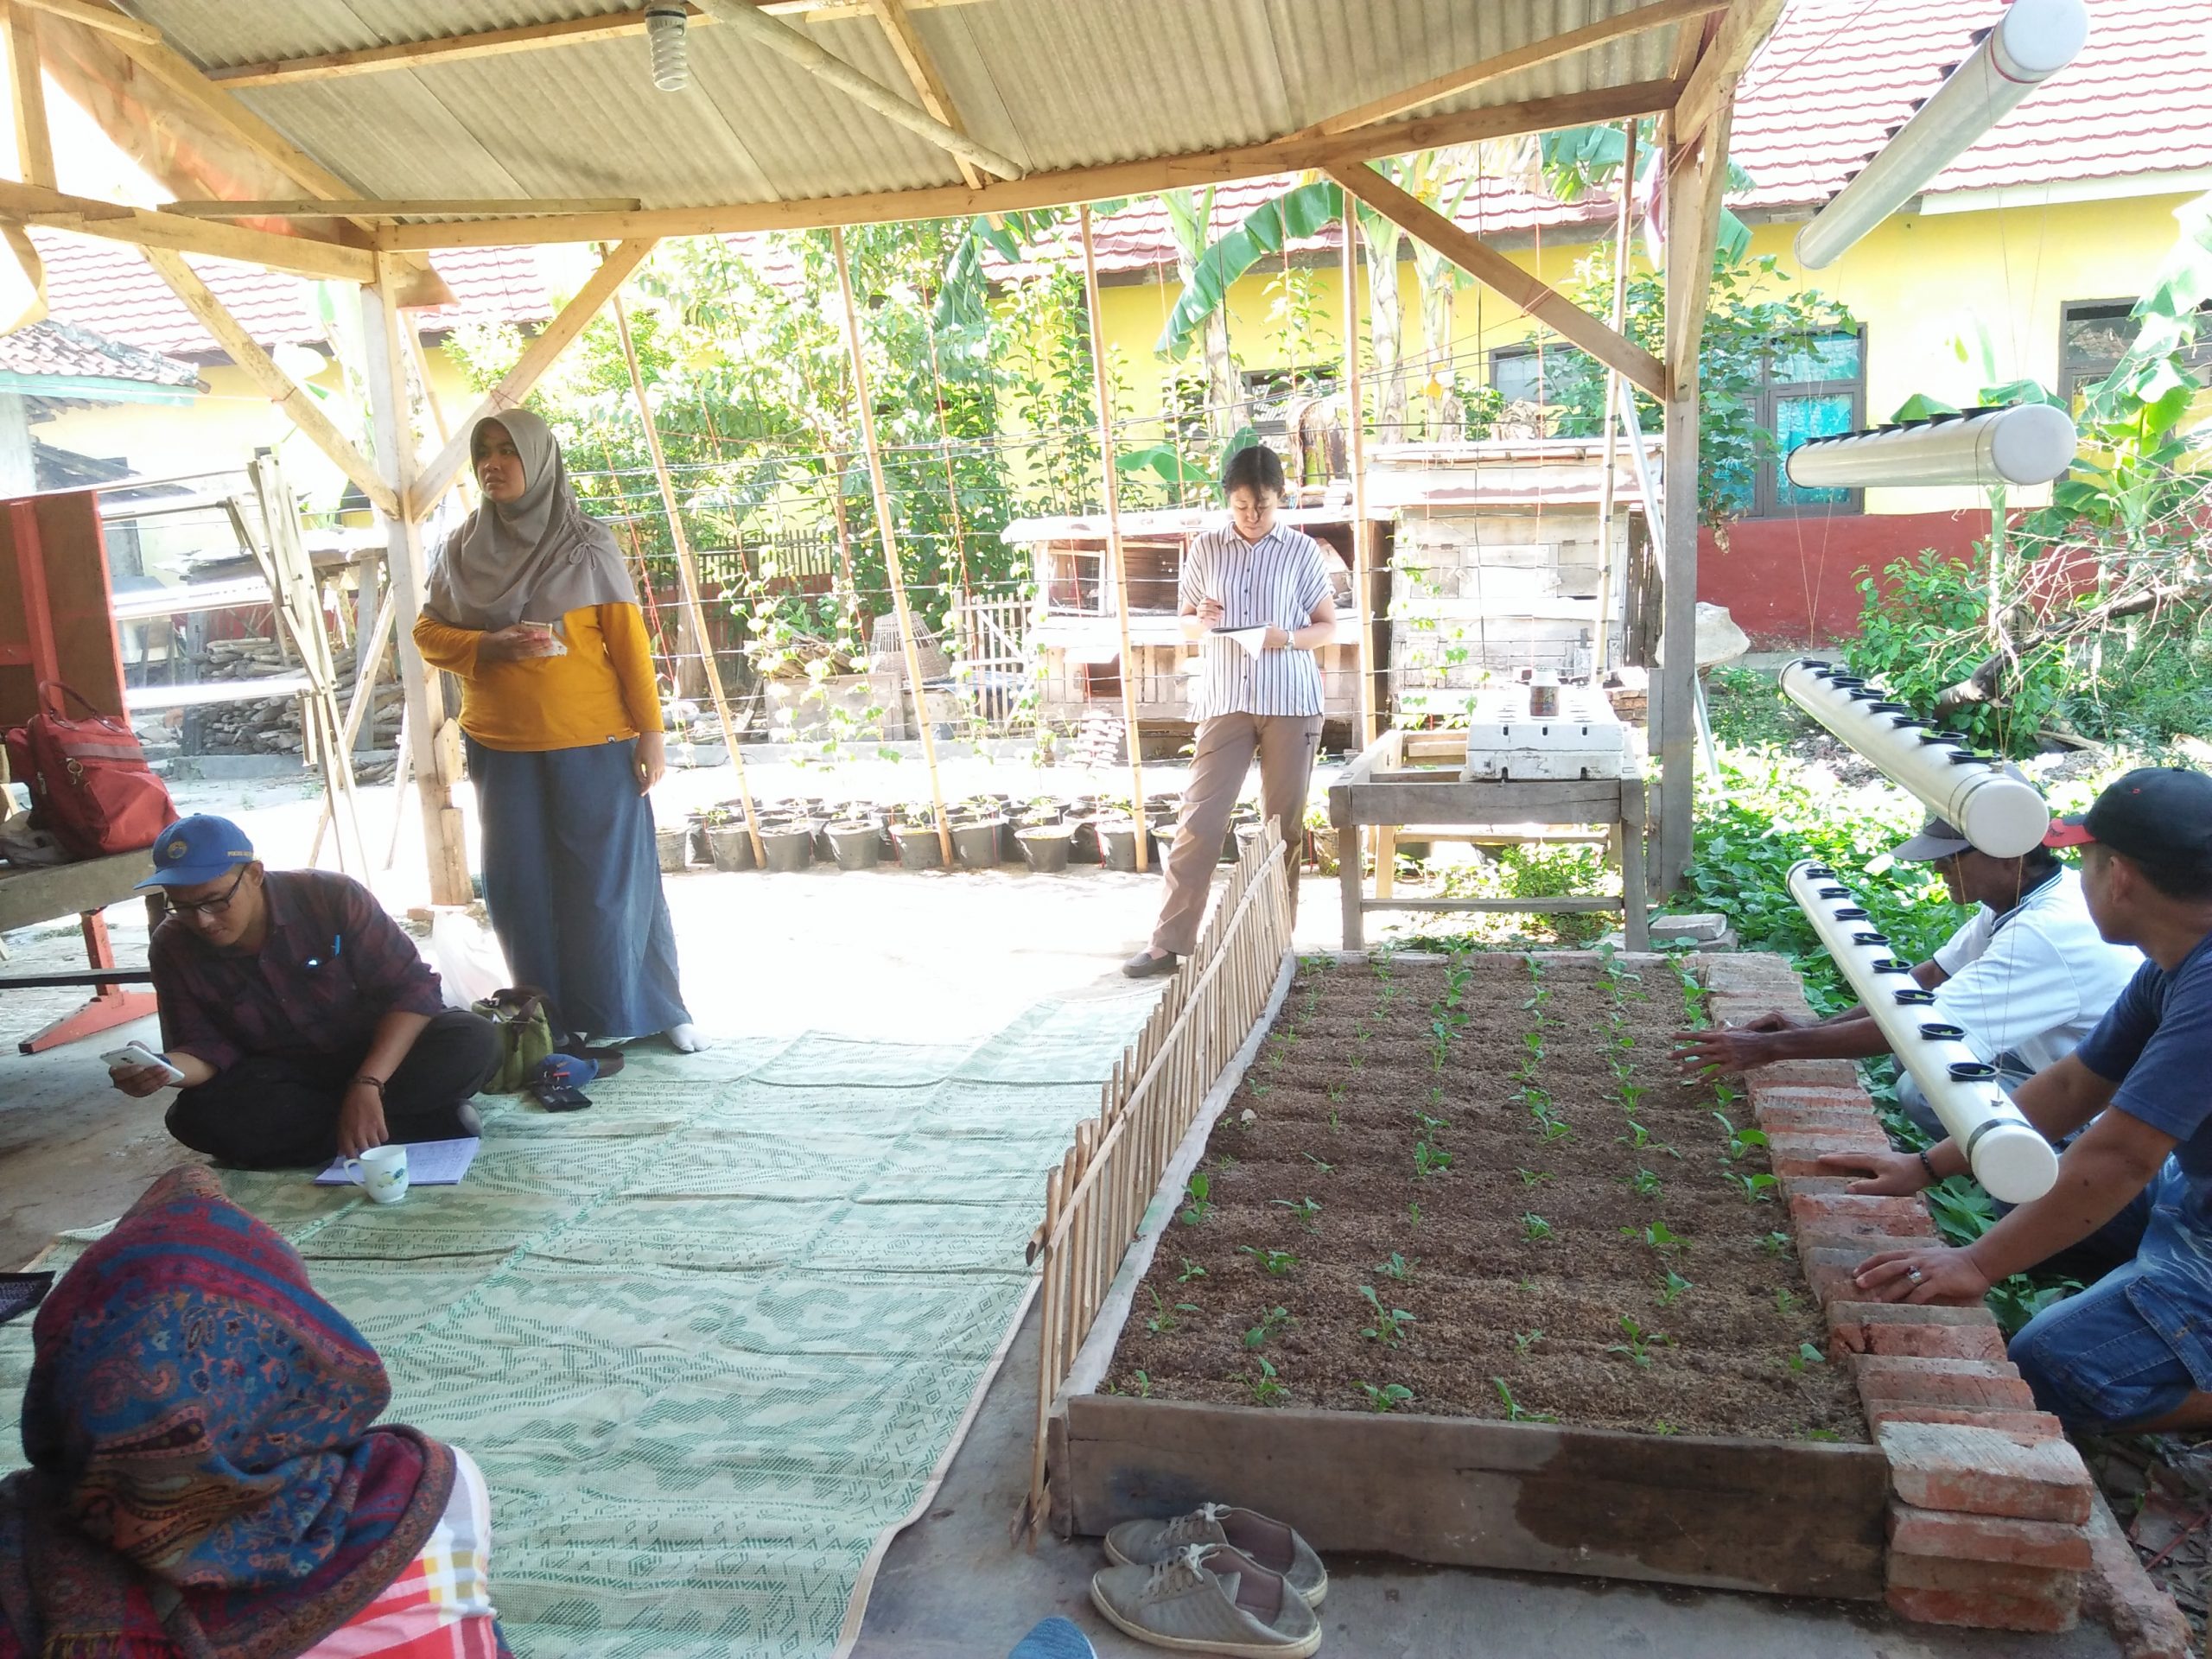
[1653,1421,1680,1435]
[1619,1119,1653,1150]
[1414,1141,1453,1179]
[1178,1173,1212,1226]
[1785,1341,1827,1374]
[1534,1113,1573,1143]
[1326,1109,1341,1132]
[1243,1306,1291,1349]
[1804,1427,1842,1443]
[1213,1153,1238,1172]
[1412,1108,1450,1135]
[1357,1284,1415,1347]
[1520,1212,1554,1243]
[1376,1251,1414,1282]
[1618,1081,1650,1113]
[1511,1328,1543,1356]
[1492,1376,1555,1423]
[1407,1200,1424,1226]
[1656,1269,1694,1307]
[1713,1110,1769,1160]
[1724,1169,1780,1205]
[1249,1082,1274,1099]
[1326,1083,1348,1104]
[1240,1246,1299,1276]
[1273,1196,1322,1231]
[1243,1357,1287,1406]
[1175,1257,1206,1283]
[1626,1167,1662,1198]
[1357,1382,1415,1414]
[1774,1287,1797,1316]
[1522,1029,1546,1058]
[1130,1370,1152,1398]
[1516,1167,1552,1188]
[1760,1230,1792,1257]
[1144,1288,1198,1335]
[1622,1221,1688,1255]
[1606,1316,1669,1368]
[1301,1152,1334,1173]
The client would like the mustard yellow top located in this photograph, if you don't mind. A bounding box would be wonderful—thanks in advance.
[412,603,662,753]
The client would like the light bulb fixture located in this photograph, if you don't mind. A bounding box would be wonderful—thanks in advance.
[1784,402,2076,491]
[1795,0,2088,270]
[645,5,691,92]
[1789,861,2056,1203]
[1776,658,2050,855]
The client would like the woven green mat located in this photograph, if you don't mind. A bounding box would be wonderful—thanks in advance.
[0,994,1152,1657]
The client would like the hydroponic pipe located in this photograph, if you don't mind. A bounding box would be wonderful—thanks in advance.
[1795,0,2089,270]
[1788,860,2056,1205]
[1784,404,2077,491]
[1777,659,2050,856]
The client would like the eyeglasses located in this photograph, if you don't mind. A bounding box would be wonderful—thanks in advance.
[168,866,249,920]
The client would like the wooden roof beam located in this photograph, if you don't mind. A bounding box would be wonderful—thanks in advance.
[1325,161,1666,401]
[1673,0,1784,148]
[9,0,156,46]
[690,0,1021,180]
[6,0,55,190]
[202,1,988,89]
[865,0,983,191]
[375,76,1683,251]
[141,245,399,517]
[408,238,658,521]
[0,178,375,279]
[166,196,645,219]
[1301,0,1725,138]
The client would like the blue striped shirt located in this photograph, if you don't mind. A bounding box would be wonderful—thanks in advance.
[1181,524,1332,720]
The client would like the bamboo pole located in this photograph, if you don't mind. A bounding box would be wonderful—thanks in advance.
[831,226,953,865]
[1592,118,1638,676]
[608,286,766,865]
[1339,206,1377,747]
[1078,205,1149,863]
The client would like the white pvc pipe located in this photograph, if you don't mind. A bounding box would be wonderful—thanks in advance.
[1789,861,2057,1205]
[1795,0,2089,270]
[1785,403,2077,490]
[1777,659,2050,856]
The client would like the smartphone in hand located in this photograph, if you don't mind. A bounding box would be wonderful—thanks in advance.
[100,1042,185,1085]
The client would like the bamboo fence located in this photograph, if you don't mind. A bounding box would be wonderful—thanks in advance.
[1021,825,1295,1537]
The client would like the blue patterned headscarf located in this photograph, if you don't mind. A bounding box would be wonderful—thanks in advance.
[0,1166,456,1656]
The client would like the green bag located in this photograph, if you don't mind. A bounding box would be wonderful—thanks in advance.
[474,986,555,1094]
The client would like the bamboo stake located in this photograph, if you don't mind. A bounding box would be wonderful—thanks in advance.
[608,286,766,865]
[832,227,954,864]
[1592,118,1638,677]
[1340,207,1377,746]
[1077,206,1150,863]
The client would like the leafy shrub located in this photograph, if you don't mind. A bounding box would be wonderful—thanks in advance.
[1848,550,2065,758]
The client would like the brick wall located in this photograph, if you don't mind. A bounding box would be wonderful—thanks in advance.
[1701,953,2188,1649]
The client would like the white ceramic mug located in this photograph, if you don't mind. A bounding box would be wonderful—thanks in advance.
[344,1144,409,1205]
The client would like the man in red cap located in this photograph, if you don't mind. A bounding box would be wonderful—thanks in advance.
[1821,767,2212,1431]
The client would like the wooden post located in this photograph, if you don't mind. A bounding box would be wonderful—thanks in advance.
[6,2,54,190]
[1655,98,1734,894]
[361,252,471,906]
[608,287,766,865]
[1339,205,1377,746]
[1592,118,1637,677]
[831,226,953,865]
[1078,205,1149,862]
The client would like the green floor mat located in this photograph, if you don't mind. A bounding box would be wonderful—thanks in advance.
[0,995,1154,1656]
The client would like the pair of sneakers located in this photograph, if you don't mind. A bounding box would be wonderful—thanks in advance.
[1090,1504,1328,1656]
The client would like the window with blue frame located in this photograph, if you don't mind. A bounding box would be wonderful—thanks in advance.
[1761,328,1864,517]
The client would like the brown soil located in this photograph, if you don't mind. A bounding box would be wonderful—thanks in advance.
[1110,952,1866,1440]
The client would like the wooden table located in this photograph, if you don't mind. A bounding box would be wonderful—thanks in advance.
[0,850,162,1053]
[1328,728,1649,951]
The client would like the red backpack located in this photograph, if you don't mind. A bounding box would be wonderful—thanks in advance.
[3,682,177,860]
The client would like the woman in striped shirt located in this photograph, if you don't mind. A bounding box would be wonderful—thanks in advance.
[1126,446,1336,977]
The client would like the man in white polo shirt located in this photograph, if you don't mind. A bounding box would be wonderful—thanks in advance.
[1675,799,2139,1138]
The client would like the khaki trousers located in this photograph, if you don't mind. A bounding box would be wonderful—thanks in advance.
[1151,711,1323,957]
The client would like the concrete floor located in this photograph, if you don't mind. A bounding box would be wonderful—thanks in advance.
[1,760,2127,1656]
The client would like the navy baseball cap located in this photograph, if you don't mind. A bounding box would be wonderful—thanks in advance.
[2044,768,2212,871]
[136,815,256,888]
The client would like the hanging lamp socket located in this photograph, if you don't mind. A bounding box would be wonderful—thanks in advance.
[645,6,691,92]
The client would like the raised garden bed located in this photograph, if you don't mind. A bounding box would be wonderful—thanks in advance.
[1050,949,1890,1599]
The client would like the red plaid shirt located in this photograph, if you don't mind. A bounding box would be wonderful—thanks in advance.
[150,870,446,1074]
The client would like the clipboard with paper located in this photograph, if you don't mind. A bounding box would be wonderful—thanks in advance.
[1209,625,1270,659]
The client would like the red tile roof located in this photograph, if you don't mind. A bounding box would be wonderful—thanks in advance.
[0,317,201,388]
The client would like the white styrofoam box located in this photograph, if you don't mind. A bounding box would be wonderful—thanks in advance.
[1452,683,1628,780]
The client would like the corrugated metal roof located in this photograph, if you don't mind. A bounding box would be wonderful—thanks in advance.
[125,0,1699,214]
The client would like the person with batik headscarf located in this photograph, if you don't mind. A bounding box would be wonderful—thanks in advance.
[0,1166,505,1657]
[414,409,702,1054]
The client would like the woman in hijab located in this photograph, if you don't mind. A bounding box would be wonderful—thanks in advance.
[415,410,702,1053]
[0,1166,504,1657]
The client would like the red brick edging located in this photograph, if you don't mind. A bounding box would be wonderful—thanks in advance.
[1703,952,2157,1638]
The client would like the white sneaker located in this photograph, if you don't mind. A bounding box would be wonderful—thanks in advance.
[1105,1503,1327,1606]
[1089,1543,1321,1656]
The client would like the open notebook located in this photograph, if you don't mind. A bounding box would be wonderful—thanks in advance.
[1210,625,1270,659]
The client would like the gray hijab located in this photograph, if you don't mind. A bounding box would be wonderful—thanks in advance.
[423,408,635,631]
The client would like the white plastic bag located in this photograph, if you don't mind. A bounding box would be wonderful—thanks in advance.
[429,911,510,1009]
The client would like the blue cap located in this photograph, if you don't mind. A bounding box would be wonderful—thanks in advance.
[136,815,256,888]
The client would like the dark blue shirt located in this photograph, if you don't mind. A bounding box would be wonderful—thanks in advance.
[149,869,446,1074]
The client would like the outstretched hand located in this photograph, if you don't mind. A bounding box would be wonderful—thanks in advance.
[1853,1244,1991,1306]
[1815,1147,1931,1197]
[1674,1012,1801,1077]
